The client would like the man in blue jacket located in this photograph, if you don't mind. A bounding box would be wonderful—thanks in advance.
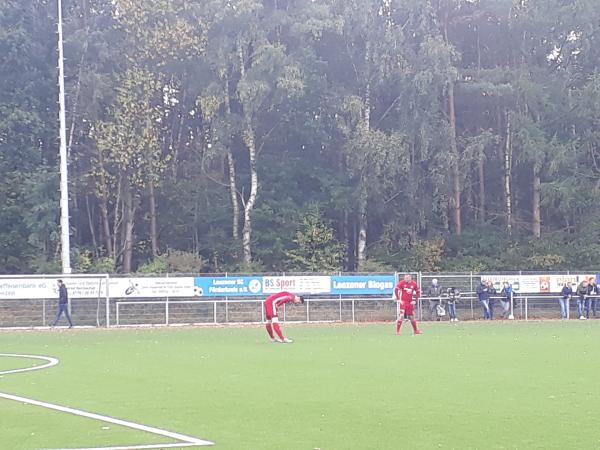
[476,279,492,320]
[559,282,572,320]
[52,279,73,328]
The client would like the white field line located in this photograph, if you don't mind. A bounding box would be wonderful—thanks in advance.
[0,353,214,449]
[0,353,59,375]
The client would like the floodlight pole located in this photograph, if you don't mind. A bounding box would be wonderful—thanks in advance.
[57,0,71,274]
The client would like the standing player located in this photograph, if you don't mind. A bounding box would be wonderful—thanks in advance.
[264,291,304,343]
[393,274,422,335]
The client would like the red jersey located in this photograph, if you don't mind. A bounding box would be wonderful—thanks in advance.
[264,291,296,317]
[394,280,420,303]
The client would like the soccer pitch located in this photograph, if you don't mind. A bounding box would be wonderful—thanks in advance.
[2,321,599,450]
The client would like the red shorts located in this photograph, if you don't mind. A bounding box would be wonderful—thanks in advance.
[264,303,278,320]
[398,301,415,317]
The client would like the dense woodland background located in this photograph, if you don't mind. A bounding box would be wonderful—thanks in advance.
[1,0,600,274]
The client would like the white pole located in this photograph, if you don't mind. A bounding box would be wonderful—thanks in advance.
[57,0,71,274]
[510,291,514,319]
[105,274,110,327]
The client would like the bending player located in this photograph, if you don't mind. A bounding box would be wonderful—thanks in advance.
[264,291,304,343]
[393,274,422,335]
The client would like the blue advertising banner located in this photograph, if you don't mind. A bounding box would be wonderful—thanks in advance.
[330,275,396,295]
[193,277,263,297]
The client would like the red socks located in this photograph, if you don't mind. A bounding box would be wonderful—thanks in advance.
[272,323,285,340]
[397,319,419,335]
[265,323,274,339]
[410,319,418,333]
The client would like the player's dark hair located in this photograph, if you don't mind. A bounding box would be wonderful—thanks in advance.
[299,295,305,303]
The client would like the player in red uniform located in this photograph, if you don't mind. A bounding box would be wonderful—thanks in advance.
[393,274,422,335]
[264,291,304,343]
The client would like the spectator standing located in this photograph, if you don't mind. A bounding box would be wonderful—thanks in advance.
[559,282,572,320]
[487,281,497,320]
[476,280,491,320]
[52,279,73,328]
[586,277,598,318]
[446,287,460,322]
[425,278,444,321]
[499,282,513,319]
[576,279,588,320]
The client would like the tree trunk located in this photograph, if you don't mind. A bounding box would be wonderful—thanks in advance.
[241,119,258,264]
[357,185,368,270]
[122,185,135,273]
[171,84,186,179]
[226,149,240,240]
[112,175,123,265]
[96,149,114,258]
[448,81,462,235]
[85,195,99,259]
[238,40,258,264]
[224,72,240,240]
[504,111,513,235]
[532,169,541,238]
[355,76,371,268]
[148,179,159,256]
[478,153,485,223]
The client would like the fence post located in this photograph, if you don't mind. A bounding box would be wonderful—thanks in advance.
[307,300,310,323]
[105,274,111,328]
[352,299,355,323]
[213,301,217,324]
[520,296,523,319]
[470,294,474,320]
[510,292,514,319]
[225,299,229,323]
[116,302,119,326]
[567,296,570,320]
[42,298,46,327]
[525,297,528,321]
[166,297,169,326]
[339,298,342,322]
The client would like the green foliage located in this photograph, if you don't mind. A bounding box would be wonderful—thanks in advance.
[137,257,169,274]
[137,250,206,274]
[286,205,345,272]
[1,0,600,273]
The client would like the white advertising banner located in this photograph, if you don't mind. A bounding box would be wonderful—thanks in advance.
[484,274,597,294]
[0,278,58,300]
[0,277,197,300]
[262,276,331,294]
[108,277,197,298]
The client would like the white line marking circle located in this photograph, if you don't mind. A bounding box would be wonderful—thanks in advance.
[0,353,59,375]
[0,353,213,448]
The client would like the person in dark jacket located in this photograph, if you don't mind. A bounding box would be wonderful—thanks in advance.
[425,278,444,321]
[586,277,598,318]
[576,279,588,320]
[559,283,572,320]
[476,280,491,320]
[487,281,497,320]
[52,279,73,328]
[445,287,460,322]
[500,282,513,319]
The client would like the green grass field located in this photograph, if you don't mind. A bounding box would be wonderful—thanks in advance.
[1,321,600,450]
